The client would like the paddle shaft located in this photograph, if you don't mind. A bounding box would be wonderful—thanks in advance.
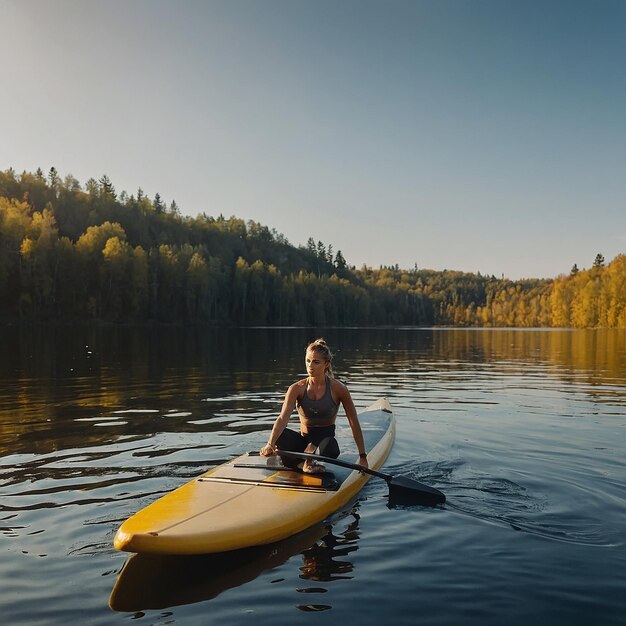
[273,449,391,481]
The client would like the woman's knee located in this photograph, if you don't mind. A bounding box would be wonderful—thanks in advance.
[276,428,307,468]
[277,428,305,450]
[317,437,340,459]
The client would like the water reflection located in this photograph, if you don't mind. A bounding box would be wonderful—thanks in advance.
[299,512,360,582]
[109,509,361,613]
[436,328,626,372]
[2,326,625,458]
[109,524,323,612]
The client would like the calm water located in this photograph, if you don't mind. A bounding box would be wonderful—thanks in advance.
[1,326,625,625]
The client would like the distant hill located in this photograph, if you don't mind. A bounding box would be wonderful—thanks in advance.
[1,168,624,328]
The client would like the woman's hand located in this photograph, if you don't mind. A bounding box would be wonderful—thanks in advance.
[261,383,299,458]
[357,454,369,469]
[260,443,276,457]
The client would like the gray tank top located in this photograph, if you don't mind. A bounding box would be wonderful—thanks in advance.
[297,377,339,424]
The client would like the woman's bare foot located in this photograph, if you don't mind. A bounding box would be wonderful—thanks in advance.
[301,460,326,474]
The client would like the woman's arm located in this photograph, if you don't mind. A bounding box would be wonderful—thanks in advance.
[334,380,368,468]
[260,383,300,456]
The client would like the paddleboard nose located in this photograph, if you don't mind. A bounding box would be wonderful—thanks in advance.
[114,530,134,552]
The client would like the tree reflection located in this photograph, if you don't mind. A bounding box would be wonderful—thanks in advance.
[2,326,625,457]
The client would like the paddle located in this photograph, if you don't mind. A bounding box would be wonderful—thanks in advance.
[273,450,446,506]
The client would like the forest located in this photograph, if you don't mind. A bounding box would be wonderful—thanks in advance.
[1,167,625,328]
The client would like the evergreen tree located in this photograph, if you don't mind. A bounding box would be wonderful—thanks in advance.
[48,167,60,190]
[99,175,116,199]
[335,250,347,270]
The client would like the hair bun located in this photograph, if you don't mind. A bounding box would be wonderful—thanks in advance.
[306,338,334,377]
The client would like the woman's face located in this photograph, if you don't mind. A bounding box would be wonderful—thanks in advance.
[305,349,327,378]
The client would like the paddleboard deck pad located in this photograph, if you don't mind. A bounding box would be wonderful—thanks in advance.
[197,457,342,492]
[114,398,394,555]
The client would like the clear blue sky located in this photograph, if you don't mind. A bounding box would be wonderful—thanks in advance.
[2,0,625,279]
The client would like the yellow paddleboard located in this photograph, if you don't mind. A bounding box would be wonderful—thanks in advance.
[114,398,394,555]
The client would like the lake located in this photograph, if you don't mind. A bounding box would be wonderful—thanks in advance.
[1,326,625,625]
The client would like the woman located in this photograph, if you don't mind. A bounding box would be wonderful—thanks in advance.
[260,338,368,473]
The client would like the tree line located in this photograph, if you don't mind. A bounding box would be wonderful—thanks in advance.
[1,167,624,327]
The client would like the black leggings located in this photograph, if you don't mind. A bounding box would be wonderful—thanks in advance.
[276,425,340,469]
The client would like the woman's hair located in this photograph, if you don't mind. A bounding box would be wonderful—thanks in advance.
[306,338,334,378]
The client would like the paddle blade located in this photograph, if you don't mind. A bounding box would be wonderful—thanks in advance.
[387,475,446,506]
